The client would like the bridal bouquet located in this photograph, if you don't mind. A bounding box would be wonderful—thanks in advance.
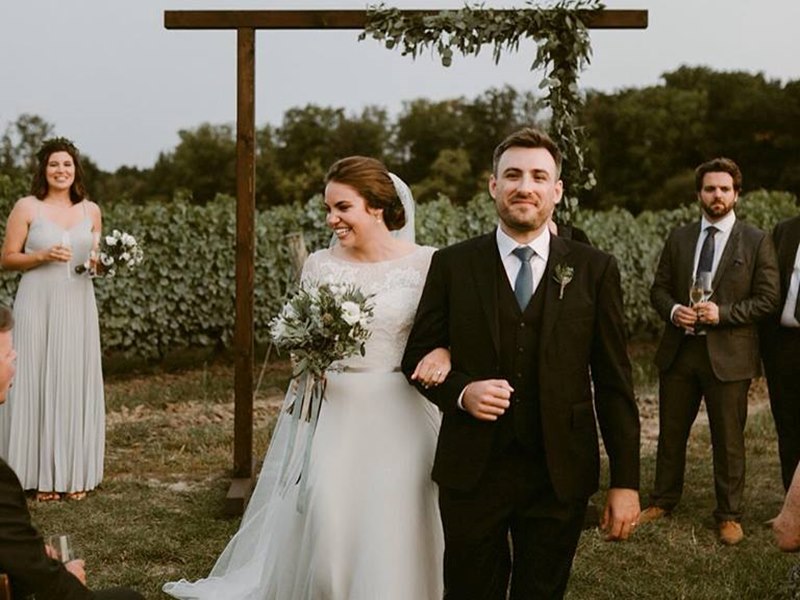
[270,281,374,379]
[75,229,144,278]
[270,281,374,511]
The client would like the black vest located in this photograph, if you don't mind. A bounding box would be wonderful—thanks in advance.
[494,256,546,454]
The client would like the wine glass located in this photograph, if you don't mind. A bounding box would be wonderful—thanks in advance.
[46,534,78,563]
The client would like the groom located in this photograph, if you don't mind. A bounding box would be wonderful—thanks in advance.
[402,127,640,599]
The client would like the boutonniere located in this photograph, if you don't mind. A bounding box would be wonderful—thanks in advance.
[553,263,574,300]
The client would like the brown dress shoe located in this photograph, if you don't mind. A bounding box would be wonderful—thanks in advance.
[638,506,668,524]
[719,520,744,545]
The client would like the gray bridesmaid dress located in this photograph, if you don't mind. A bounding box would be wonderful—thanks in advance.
[0,200,104,493]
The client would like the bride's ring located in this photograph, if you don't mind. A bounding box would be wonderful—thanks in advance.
[435,370,442,376]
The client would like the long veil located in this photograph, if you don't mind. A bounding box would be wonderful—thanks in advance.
[387,172,415,244]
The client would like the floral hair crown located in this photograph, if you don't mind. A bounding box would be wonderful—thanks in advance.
[37,136,80,161]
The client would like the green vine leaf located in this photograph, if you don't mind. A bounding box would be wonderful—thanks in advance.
[362,0,604,222]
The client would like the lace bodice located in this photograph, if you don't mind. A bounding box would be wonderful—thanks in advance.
[300,246,435,371]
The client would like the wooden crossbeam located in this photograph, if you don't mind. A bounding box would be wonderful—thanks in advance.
[165,9,647,30]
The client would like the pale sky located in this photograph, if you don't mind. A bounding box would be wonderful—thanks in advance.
[1,0,798,171]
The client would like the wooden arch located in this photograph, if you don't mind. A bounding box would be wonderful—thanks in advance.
[164,8,648,514]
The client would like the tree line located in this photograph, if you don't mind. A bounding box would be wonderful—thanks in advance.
[2,66,798,214]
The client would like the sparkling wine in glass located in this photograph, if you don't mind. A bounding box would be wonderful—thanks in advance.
[699,272,713,302]
[689,281,704,307]
[690,271,713,332]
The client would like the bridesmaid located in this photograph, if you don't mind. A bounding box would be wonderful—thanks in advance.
[0,137,105,501]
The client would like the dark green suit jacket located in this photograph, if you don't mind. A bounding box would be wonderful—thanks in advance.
[651,219,780,381]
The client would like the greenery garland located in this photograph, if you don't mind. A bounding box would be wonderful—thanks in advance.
[360,0,604,221]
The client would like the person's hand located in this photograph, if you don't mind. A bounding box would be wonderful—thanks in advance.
[64,559,87,585]
[44,543,58,560]
[693,301,719,326]
[671,305,698,333]
[601,488,640,541]
[0,347,16,401]
[462,379,513,421]
[39,244,72,264]
[773,510,800,552]
[411,347,451,388]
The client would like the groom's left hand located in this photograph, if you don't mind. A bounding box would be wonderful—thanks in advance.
[601,488,640,541]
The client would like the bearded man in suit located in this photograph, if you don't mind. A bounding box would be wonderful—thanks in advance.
[402,127,640,600]
[641,158,780,545]
[760,215,800,492]
[0,306,143,600]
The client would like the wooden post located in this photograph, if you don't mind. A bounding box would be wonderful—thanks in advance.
[227,26,256,515]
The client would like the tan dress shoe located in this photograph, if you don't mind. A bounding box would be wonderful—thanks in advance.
[719,520,744,545]
[638,506,668,524]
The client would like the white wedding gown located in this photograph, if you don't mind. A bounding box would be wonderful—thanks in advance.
[164,246,444,600]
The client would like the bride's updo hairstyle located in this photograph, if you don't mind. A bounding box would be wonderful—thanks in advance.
[325,156,406,231]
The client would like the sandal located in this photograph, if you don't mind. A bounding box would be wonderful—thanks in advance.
[65,491,87,501]
[35,491,61,502]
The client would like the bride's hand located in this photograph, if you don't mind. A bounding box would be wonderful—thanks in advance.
[411,347,451,388]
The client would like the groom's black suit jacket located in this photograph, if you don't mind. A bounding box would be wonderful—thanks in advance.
[402,231,640,500]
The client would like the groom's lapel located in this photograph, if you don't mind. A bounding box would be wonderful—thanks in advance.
[539,235,571,353]
[470,232,501,357]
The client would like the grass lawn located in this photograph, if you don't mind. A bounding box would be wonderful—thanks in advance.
[27,351,800,600]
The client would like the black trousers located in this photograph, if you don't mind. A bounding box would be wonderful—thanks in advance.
[764,327,800,491]
[438,442,586,600]
[651,336,750,522]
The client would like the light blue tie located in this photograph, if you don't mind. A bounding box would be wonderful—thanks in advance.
[512,246,535,310]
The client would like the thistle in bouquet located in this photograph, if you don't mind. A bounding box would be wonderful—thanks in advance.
[269,281,374,511]
[76,229,144,278]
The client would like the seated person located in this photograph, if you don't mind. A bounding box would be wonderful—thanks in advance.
[774,462,800,551]
[0,306,143,600]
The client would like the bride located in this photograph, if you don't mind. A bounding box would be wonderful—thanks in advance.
[164,156,447,599]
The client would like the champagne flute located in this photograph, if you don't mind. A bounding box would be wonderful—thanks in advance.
[61,231,72,280]
[689,279,704,307]
[698,271,713,302]
[689,272,713,305]
[690,271,713,331]
[46,534,78,563]
[89,231,100,277]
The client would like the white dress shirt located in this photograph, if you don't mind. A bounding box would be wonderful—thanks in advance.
[496,224,551,294]
[780,243,800,328]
